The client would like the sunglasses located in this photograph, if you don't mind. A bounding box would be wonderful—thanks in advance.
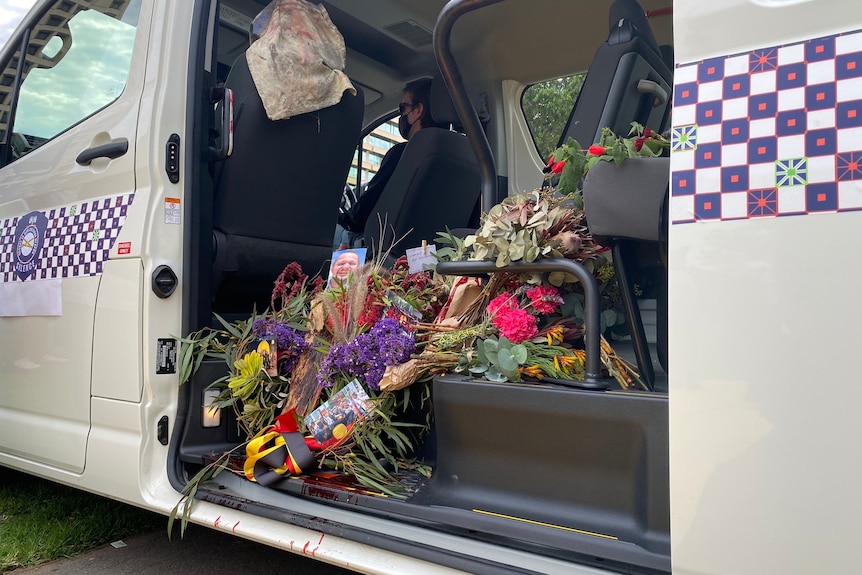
[398,102,416,115]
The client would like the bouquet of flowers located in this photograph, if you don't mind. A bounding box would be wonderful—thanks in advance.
[175,123,662,515]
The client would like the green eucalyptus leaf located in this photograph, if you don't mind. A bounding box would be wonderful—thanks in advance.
[548,271,565,287]
[498,348,517,373]
[485,366,508,382]
[469,364,489,374]
[602,309,618,330]
[511,344,528,364]
[483,338,499,353]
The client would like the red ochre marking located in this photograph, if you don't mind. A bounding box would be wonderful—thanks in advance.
[787,118,796,127]
[818,193,827,202]
[704,202,713,210]
[731,175,739,183]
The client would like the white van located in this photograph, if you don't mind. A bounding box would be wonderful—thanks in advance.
[1,0,861,573]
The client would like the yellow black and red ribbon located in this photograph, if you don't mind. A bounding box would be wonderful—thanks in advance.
[244,411,319,486]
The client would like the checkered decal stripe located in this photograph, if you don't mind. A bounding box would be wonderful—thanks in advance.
[0,193,135,283]
[671,30,862,223]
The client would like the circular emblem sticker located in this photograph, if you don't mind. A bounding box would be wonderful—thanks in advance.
[13,211,48,281]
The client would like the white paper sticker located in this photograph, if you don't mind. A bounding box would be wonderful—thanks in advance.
[0,279,62,317]
[164,197,181,224]
[405,244,437,274]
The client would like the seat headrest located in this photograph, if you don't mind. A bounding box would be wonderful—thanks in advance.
[429,74,460,126]
[608,0,660,54]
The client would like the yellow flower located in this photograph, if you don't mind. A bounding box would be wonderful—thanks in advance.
[546,326,564,345]
[557,354,582,375]
[228,351,264,389]
[519,365,544,379]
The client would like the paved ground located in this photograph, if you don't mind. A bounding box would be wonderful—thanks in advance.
[13,525,355,575]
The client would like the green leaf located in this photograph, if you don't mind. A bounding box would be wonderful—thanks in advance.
[483,338,499,354]
[511,344,528,364]
[548,271,565,287]
[213,313,243,340]
[498,348,518,373]
[485,366,508,382]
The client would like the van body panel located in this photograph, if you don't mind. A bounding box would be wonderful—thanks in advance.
[670,2,862,574]
[92,259,144,401]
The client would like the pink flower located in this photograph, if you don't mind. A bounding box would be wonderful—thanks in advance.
[487,293,517,316]
[526,285,562,315]
[492,308,538,343]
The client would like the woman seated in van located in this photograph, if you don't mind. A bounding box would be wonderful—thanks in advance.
[336,78,440,246]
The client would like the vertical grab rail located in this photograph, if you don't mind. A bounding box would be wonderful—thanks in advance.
[433,0,504,212]
[435,259,604,386]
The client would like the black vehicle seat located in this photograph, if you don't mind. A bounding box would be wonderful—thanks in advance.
[363,75,481,257]
[573,0,672,391]
[558,0,673,150]
[212,54,364,311]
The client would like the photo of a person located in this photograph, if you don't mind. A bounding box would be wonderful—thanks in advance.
[328,247,366,289]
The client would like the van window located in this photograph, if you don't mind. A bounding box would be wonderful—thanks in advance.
[521,72,586,160]
[348,117,404,191]
[0,1,140,163]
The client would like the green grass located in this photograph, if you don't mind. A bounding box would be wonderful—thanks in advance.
[0,466,162,573]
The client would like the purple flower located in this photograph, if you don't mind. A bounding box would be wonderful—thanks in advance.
[317,318,415,390]
[252,318,308,373]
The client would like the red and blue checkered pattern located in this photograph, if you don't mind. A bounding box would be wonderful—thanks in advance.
[671,30,862,223]
[0,193,135,283]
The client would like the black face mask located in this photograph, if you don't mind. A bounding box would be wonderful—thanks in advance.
[398,114,413,140]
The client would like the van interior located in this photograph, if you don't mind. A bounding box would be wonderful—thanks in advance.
[177,0,674,573]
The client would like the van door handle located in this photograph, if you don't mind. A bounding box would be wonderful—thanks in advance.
[76,138,129,166]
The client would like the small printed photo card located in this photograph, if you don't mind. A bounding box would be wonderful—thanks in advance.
[253,338,278,377]
[328,247,367,290]
[384,289,422,327]
[304,379,373,444]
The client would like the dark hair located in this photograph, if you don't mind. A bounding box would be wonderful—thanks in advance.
[403,78,439,129]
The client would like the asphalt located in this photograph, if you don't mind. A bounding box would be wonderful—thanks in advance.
[12,524,355,575]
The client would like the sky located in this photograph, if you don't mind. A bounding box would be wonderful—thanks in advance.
[0,0,36,48]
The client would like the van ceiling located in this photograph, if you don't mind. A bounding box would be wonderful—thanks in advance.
[220,0,672,109]
[324,0,672,83]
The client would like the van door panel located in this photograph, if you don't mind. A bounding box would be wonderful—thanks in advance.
[91,259,143,402]
[0,0,151,473]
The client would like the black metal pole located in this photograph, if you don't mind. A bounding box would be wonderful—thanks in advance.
[435,259,604,385]
[434,0,504,212]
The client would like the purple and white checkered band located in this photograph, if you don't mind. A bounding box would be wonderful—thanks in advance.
[671,30,862,223]
[0,193,135,283]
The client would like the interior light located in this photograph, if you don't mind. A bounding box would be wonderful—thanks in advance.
[202,389,222,428]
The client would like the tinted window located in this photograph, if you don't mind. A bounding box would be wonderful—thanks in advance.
[1,1,140,162]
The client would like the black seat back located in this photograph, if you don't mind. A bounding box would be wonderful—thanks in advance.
[213,54,363,309]
[559,0,672,148]
[364,76,480,256]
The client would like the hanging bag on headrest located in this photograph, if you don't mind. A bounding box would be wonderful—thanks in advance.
[246,0,356,120]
